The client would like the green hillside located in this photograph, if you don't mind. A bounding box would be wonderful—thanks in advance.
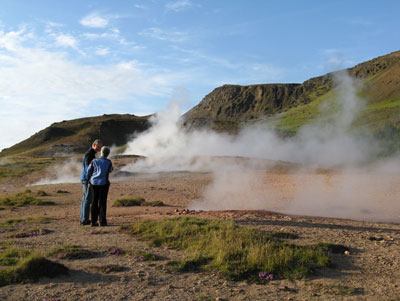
[0,114,151,157]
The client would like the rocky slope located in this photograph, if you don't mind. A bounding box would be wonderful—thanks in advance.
[183,50,400,132]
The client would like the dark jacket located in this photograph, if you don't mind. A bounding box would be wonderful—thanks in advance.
[80,148,97,182]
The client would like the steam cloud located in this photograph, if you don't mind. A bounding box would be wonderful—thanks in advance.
[120,71,400,222]
[33,158,81,185]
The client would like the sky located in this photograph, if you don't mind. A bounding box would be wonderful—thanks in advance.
[0,0,399,151]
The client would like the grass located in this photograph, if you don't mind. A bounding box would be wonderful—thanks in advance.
[0,246,68,286]
[114,197,164,207]
[0,190,55,208]
[126,249,159,261]
[0,217,54,231]
[9,228,51,239]
[121,217,334,280]
[0,157,59,181]
[0,255,68,286]
[47,244,98,260]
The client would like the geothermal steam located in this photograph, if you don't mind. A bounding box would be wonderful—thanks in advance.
[122,71,399,221]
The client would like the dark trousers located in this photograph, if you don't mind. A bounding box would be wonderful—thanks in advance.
[91,183,110,225]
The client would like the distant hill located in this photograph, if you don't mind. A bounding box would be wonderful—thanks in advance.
[183,50,400,138]
[0,114,150,157]
[4,50,400,158]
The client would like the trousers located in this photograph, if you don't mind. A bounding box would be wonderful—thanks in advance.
[91,183,110,225]
[80,181,93,222]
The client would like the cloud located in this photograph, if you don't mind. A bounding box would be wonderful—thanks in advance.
[80,13,109,28]
[95,47,109,55]
[55,33,78,48]
[0,28,180,151]
[165,0,193,12]
[140,27,187,42]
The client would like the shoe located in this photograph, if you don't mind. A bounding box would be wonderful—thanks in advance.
[91,223,99,227]
[100,222,108,227]
[80,220,91,226]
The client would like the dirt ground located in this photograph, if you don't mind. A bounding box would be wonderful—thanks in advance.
[1,157,400,300]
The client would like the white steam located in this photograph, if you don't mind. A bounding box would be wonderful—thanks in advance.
[120,71,400,221]
[32,158,81,185]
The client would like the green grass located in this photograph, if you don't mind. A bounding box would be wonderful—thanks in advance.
[126,249,159,261]
[0,190,55,208]
[121,217,333,280]
[0,217,54,231]
[47,244,98,260]
[0,157,59,180]
[114,197,164,207]
[0,247,31,265]
[0,255,68,286]
[0,246,68,286]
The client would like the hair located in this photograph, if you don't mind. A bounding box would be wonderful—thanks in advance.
[93,139,103,146]
[101,146,110,158]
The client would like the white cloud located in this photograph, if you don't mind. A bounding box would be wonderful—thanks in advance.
[80,13,109,28]
[165,0,193,12]
[140,27,187,42]
[0,29,180,151]
[55,33,78,48]
[95,47,109,55]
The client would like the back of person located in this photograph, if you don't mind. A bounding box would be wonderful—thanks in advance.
[88,157,113,186]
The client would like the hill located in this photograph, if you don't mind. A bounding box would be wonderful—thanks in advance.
[183,50,400,138]
[0,114,150,157]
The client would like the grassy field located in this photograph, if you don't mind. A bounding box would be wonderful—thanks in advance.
[122,217,339,281]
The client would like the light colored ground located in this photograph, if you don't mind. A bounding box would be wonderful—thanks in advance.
[1,157,400,300]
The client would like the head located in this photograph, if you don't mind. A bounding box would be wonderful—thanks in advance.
[92,139,103,152]
[100,146,110,158]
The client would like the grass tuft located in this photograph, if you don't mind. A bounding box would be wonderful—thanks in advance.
[47,244,98,260]
[121,217,333,280]
[0,255,68,286]
[114,197,165,207]
[0,190,55,208]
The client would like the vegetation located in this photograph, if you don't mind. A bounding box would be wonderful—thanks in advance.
[114,197,164,207]
[121,217,334,280]
[0,157,59,180]
[47,244,98,260]
[0,217,54,231]
[0,247,68,286]
[0,190,55,208]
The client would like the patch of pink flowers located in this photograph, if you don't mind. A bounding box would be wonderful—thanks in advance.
[258,272,274,281]
[109,248,122,256]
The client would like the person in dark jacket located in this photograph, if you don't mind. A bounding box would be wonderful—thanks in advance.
[79,139,102,225]
[87,146,113,227]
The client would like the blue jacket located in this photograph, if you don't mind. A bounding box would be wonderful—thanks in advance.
[80,148,96,182]
[87,157,113,186]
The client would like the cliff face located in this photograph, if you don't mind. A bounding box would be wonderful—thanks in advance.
[184,50,400,130]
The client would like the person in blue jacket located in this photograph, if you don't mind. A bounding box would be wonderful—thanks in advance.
[87,146,113,227]
[79,139,102,225]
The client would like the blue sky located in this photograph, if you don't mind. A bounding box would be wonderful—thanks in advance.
[0,0,399,151]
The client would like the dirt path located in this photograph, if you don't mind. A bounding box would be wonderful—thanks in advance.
[1,166,400,300]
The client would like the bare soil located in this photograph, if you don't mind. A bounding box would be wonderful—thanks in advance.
[1,158,400,300]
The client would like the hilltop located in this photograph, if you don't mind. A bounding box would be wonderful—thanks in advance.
[0,114,150,157]
[183,50,400,137]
